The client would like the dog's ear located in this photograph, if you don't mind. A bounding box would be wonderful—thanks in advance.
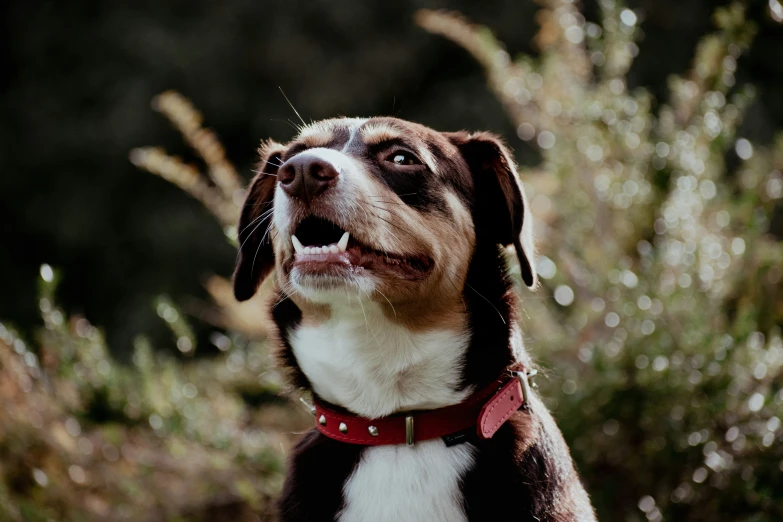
[233,139,287,301]
[444,131,537,288]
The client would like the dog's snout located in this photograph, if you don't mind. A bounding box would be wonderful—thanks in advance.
[279,154,340,203]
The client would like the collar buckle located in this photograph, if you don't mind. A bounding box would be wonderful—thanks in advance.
[405,415,415,446]
[511,368,537,410]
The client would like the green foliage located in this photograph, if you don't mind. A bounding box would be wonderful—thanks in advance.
[0,267,307,521]
[419,1,782,520]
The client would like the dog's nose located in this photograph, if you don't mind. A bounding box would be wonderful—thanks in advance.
[278,154,339,203]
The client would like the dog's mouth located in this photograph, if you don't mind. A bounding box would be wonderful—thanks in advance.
[286,216,433,280]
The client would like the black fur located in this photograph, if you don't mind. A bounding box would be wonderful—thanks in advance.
[271,294,310,390]
[278,430,366,521]
[462,419,560,521]
[458,237,518,390]
[349,135,449,212]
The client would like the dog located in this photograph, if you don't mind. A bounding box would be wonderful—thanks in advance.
[232,117,596,521]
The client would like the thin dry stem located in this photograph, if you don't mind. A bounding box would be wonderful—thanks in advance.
[130,146,240,227]
[152,91,244,200]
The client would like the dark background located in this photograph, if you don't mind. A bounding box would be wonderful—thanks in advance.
[1,0,781,355]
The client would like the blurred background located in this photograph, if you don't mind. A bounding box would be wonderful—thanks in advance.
[3,0,783,355]
[1,0,782,520]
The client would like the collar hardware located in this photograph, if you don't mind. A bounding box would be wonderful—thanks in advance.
[310,363,534,447]
[511,368,537,411]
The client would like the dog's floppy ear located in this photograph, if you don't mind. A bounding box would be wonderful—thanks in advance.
[444,131,537,288]
[233,139,287,301]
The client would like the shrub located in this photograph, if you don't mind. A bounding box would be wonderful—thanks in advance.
[417,2,782,520]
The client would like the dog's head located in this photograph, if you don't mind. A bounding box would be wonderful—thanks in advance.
[233,117,536,318]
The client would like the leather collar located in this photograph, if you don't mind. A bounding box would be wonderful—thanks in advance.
[310,363,535,446]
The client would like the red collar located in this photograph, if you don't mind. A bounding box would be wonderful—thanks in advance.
[311,363,535,446]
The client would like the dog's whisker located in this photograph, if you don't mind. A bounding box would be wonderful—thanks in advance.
[250,169,280,178]
[270,117,301,132]
[264,157,287,168]
[464,280,506,325]
[279,87,307,127]
[259,220,275,249]
[374,288,397,320]
[249,233,266,281]
[354,291,373,342]
[367,200,407,206]
[236,216,270,254]
[352,198,372,228]
[369,193,417,198]
[366,193,409,205]
[232,213,265,239]
[367,210,414,239]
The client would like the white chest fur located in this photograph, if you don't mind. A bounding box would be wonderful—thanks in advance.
[339,440,475,522]
[289,300,474,520]
[290,301,472,418]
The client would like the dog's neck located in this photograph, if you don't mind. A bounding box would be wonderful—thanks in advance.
[287,292,528,420]
[289,297,477,418]
[279,246,526,418]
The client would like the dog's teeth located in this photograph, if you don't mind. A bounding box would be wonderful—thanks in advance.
[337,232,350,252]
[298,241,346,256]
[292,235,304,254]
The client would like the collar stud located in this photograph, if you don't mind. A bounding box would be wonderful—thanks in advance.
[312,362,531,446]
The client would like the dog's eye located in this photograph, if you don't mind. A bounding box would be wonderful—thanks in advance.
[386,151,421,166]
